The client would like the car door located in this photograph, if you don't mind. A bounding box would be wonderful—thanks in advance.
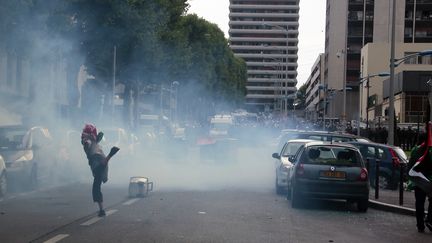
[357,144,379,182]
[287,145,305,186]
[275,143,288,176]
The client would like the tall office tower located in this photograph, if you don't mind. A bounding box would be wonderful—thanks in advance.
[324,0,432,122]
[229,0,299,113]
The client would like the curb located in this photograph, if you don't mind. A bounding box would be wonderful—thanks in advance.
[368,199,416,216]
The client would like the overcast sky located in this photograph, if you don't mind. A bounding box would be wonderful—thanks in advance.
[188,0,326,88]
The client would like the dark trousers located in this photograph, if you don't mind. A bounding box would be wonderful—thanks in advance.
[414,186,432,230]
[92,165,105,203]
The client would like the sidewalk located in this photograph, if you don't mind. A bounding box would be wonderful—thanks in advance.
[368,188,425,216]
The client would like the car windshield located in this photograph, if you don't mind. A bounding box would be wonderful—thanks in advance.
[282,142,304,157]
[0,127,27,150]
[304,146,361,166]
[212,123,231,130]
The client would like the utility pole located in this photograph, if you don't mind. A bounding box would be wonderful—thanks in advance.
[112,45,117,121]
[388,0,396,145]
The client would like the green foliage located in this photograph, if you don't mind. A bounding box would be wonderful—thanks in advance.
[296,83,307,109]
[1,0,247,113]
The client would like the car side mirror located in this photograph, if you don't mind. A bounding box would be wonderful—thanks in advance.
[272,153,280,159]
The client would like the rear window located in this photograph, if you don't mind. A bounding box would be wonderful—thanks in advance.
[332,136,354,142]
[298,134,327,141]
[302,146,362,166]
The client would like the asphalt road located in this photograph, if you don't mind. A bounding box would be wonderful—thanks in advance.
[1,145,431,242]
[1,183,431,243]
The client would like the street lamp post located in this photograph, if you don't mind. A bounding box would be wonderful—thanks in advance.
[170,81,180,124]
[358,72,390,136]
[388,0,397,145]
[319,84,328,130]
[112,45,117,121]
[336,50,347,128]
[265,57,282,112]
[263,23,289,117]
[427,79,432,122]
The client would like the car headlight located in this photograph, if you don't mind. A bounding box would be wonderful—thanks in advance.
[280,164,289,173]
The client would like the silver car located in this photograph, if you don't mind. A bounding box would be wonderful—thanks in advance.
[272,139,317,194]
[288,142,370,212]
[0,154,6,197]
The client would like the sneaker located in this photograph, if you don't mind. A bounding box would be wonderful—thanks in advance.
[98,209,106,217]
[426,220,432,232]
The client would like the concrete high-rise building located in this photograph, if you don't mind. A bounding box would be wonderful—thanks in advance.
[304,54,325,122]
[324,0,432,124]
[229,0,299,113]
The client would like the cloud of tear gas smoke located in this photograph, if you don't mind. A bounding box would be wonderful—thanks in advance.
[105,135,276,192]
[0,0,301,195]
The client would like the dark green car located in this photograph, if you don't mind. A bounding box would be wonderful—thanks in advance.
[288,142,370,212]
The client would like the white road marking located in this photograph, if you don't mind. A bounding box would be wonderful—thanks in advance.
[80,209,118,226]
[43,234,69,243]
[198,211,207,215]
[122,198,140,206]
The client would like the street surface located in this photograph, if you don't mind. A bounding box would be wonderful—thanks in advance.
[1,184,431,242]
[0,146,431,242]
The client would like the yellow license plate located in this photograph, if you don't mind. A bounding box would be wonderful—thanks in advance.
[320,171,346,178]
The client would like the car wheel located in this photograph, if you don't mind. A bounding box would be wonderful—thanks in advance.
[29,165,38,190]
[357,199,368,212]
[286,186,291,200]
[0,171,7,197]
[291,186,302,208]
[275,178,283,195]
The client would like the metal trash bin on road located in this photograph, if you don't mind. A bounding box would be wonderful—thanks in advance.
[128,176,153,198]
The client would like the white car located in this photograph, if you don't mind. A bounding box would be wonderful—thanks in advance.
[272,139,316,195]
[0,154,6,197]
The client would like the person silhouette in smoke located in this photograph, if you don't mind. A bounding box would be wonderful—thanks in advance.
[81,124,119,217]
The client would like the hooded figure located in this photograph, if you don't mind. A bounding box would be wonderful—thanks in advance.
[81,123,119,217]
[408,121,432,197]
[408,121,432,233]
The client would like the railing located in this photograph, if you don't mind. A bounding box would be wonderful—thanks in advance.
[367,158,406,206]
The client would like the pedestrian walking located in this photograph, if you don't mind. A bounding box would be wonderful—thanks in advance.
[408,122,432,233]
[81,124,119,217]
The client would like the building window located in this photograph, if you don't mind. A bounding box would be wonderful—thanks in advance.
[403,52,432,65]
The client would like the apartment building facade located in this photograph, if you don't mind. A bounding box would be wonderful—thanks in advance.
[0,45,71,126]
[361,42,432,125]
[304,54,325,121]
[323,0,432,124]
[359,0,432,125]
[229,0,299,113]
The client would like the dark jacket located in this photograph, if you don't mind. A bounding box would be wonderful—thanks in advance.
[409,145,432,177]
[82,136,108,182]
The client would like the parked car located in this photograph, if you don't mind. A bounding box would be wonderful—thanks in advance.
[55,129,88,182]
[348,141,408,190]
[0,125,55,190]
[275,130,370,151]
[0,154,6,197]
[288,142,369,212]
[272,139,315,194]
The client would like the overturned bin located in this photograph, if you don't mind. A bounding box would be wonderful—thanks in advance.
[128,176,153,198]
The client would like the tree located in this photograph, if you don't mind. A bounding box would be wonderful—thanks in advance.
[295,83,307,110]
[1,0,247,125]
